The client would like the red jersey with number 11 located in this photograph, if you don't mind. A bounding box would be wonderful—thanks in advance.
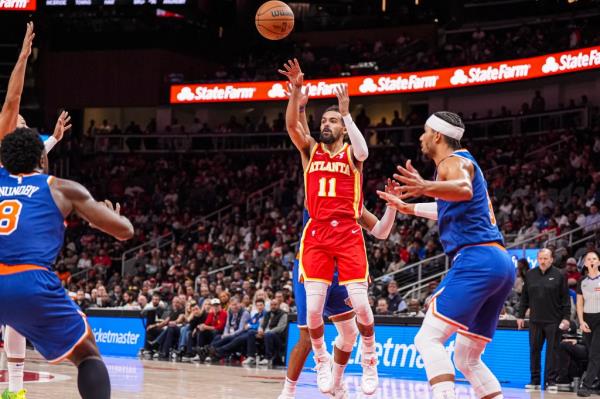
[304,143,363,221]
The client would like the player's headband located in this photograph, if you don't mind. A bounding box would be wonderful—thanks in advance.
[425,114,464,141]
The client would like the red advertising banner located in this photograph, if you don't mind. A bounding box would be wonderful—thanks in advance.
[0,0,36,10]
[170,45,600,104]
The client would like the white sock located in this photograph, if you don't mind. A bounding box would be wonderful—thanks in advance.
[311,334,327,358]
[332,361,347,388]
[283,377,297,394]
[432,381,456,399]
[8,361,24,392]
[362,334,375,354]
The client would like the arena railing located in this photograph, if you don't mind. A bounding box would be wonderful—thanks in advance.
[120,176,289,276]
[386,223,599,301]
[92,108,588,154]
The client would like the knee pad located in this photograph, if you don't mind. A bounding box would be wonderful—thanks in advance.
[304,281,328,329]
[333,317,358,353]
[454,333,501,398]
[413,310,458,381]
[4,327,26,359]
[345,282,373,326]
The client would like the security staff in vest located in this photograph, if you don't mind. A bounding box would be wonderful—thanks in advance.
[576,250,600,397]
[517,248,571,392]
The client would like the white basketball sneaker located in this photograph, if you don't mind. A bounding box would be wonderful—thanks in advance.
[360,352,379,395]
[277,392,295,399]
[313,353,334,394]
[330,383,350,399]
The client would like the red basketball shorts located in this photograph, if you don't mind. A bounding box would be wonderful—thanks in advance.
[298,218,369,285]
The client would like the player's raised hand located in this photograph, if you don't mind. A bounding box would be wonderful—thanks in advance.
[53,110,72,142]
[393,160,428,199]
[19,22,35,60]
[278,58,304,88]
[334,83,350,116]
[284,83,308,107]
[376,189,411,215]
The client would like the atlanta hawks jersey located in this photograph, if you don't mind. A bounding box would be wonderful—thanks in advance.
[304,142,363,221]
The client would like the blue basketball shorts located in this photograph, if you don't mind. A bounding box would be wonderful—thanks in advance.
[431,244,515,341]
[293,260,353,328]
[0,267,89,362]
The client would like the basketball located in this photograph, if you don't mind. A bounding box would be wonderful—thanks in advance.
[255,1,295,41]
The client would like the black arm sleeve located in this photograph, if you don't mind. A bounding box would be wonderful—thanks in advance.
[560,274,572,320]
[518,273,529,319]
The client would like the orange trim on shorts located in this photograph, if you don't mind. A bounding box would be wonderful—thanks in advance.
[460,242,506,252]
[457,330,492,343]
[328,309,355,322]
[301,276,333,285]
[49,311,91,364]
[0,263,47,275]
[431,293,469,331]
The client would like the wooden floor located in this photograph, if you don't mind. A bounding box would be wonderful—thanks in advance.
[0,350,579,398]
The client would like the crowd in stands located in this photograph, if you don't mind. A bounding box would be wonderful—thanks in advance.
[200,14,600,82]
[41,92,599,365]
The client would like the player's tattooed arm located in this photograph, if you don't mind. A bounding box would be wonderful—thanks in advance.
[0,22,35,138]
[392,158,473,202]
[54,178,134,241]
[278,59,315,157]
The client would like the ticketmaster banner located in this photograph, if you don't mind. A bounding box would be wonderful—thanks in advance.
[507,248,540,268]
[286,322,542,388]
[87,316,146,357]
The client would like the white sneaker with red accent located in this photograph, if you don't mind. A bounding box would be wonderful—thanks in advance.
[313,353,334,394]
[360,352,379,395]
[330,383,349,399]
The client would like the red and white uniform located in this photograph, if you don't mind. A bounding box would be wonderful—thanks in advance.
[299,143,369,285]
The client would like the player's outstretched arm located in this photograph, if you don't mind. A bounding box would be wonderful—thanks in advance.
[393,158,473,202]
[359,179,397,239]
[0,22,34,138]
[377,179,438,220]
[334,84,368,162]
[45,110,72,153]
[278,59,314,156]
[55,178,134,241]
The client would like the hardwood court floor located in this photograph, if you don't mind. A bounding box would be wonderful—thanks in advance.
[0,350,579,398]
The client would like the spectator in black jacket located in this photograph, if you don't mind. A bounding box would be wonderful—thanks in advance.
[385,280,407,313]
[518,248,571,392]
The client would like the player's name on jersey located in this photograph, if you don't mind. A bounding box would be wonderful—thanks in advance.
[0,185,39,198]
[307,161,351,176]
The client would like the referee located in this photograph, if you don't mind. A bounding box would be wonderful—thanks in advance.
[517,248,571,391]
[576,250,600,397]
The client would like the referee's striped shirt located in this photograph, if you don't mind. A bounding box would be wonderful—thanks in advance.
[577,276,600,314]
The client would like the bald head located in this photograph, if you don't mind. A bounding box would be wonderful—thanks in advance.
[538,248,554,271]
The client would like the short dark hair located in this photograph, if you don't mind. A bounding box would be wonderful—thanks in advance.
[324,105,340,114]
[0,128,44,175]
[433,111,464,150]
[255,298,265,305]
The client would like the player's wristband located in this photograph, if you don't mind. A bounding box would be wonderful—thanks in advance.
[414,202,438,220]
[299,106,306,113]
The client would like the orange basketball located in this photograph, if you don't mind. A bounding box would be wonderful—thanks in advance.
[255,1,295,41]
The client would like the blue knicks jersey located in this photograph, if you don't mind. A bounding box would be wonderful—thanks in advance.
[436,150,504,255]
[0,170,65,269]
[294,209,311,259]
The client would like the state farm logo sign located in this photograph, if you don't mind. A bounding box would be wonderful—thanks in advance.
[176,85,257,102]
[0,0,36,10]
[542,49,600,74]
[359,75,439,93]
[450,63,531,86]
[267,81,344,99]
